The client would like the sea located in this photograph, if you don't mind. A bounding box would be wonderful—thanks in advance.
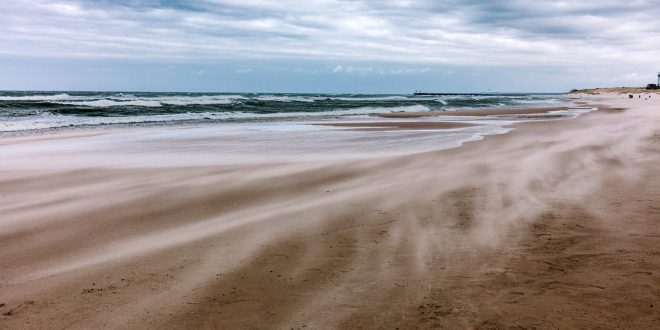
[0,91,596,164]
[0,91,578,132]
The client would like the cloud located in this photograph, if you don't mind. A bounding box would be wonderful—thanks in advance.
[1,0,658,68]
[85,67,115,73]
[333,65,431,75]
[389,68,430,75]
[622,72,656,83]
[0,0,659,92]
[332,65,374,75]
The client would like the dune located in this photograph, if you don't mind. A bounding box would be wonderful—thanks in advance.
[1,93,659,328]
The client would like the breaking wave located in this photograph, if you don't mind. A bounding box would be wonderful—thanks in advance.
[0,91,568,132]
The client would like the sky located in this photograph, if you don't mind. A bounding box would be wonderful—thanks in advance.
[0,0,659,93]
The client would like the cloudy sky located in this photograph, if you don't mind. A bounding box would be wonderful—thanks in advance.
[1,0,659,92]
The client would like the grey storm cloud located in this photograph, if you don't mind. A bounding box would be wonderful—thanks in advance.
[1,0,659,66]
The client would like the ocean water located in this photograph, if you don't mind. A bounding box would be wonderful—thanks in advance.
[0,91,572,132]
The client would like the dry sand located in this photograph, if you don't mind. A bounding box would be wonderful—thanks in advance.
[1,95,660,329]
[569,87,660,95]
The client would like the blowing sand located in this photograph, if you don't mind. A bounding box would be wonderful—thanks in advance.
[1,95,660,329]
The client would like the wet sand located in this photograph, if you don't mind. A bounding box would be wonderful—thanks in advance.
[1,96,660,328]
[377,106,576,118]
[315,121,475,131]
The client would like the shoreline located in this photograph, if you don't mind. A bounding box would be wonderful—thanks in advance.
[313,121,477,131]
[375,106,578,118]
[0,103,590,165]
[0,106,586,169]
[0,92,570,135]
[1,94,659,328]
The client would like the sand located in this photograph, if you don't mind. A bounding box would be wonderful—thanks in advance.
[376,106,578,118]
[1,95,659,329]
[569,87,660,95]
[314,121,476,130]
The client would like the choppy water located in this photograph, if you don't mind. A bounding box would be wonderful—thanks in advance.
[0,91,570,132]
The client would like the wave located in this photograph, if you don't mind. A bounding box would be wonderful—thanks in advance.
[330,95,410,101]
[57,95,249,107]
[0,94,438,107]
[0,93,73,101]
[510,98,564,106]
[254,104,431,118]
[0,92,571,132]
[60,100,164,107]
[159,95,245,105]
[57,95,412,106]
[0,105,432,132]
[254,95,316,102]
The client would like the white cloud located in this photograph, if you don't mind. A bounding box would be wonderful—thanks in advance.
[333,65,430,75]
[332,65,376,75]
[0,0,658,73]
[332,65,344,73]
[389,68,430,75]
[622,72,656,84]
[85,67,115,73]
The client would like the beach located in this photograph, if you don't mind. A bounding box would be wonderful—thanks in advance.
[1,93,659,328]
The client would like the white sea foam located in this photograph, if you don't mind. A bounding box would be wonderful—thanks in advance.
[0,105,433,132]
[251,95,411,102]
[21,94,421,106]
[0,94,249,106]
[330,95,410,101]
[62,95,246,107]
[53,95,246,107]
[61,99,164,107]
[2,93,564,108]
[159,95,245,105]
[0,93,73,101]
[254,95,316,102]
[4,104,593,133]
[0,92,575,133]
[0,112,221,131]
[260,104,431,118]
